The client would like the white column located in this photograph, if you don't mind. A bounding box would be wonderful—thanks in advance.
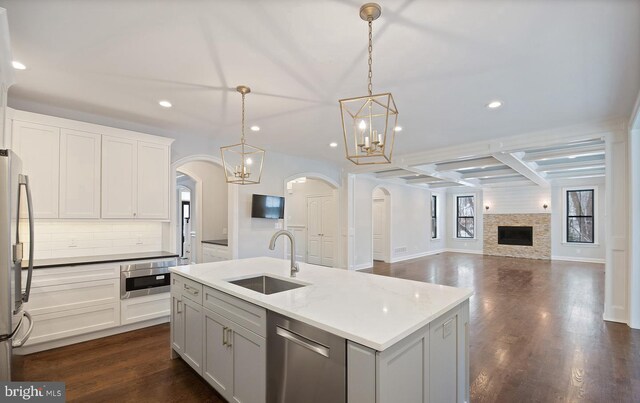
[604,130,629,323]
[629,128,640,328]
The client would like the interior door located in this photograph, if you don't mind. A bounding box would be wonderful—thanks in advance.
[306,197,322,265]
[320,196,335,267]
[372,198,386,261]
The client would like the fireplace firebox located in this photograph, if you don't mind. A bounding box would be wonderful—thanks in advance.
[498,226,533,246]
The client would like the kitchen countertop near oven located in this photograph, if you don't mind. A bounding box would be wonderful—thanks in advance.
[23,251,179,269]
[171,257,473,351]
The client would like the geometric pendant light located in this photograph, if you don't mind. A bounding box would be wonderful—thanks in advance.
[339,3,399,165]
[220,85,265,184]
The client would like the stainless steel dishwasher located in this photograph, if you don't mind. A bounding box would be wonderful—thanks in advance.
[267,312,346,403]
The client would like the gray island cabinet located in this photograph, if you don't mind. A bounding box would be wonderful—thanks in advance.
[170,257,471,403]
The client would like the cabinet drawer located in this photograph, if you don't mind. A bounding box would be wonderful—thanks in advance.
[203,287,266,337]
[24,303,120,346]
[121,293,170,325]
[25,278,119,316]
[24,263,120,288]
[181,277,203,305]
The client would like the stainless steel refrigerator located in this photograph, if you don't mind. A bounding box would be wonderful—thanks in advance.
[0,149,34,380]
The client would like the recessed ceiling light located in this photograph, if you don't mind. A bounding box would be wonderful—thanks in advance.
[250,125,260,132]
[486,100,503,109]
[12,61,26,70]
[158,100,172,108]
[329,142,338,148]
[394,126,402,132]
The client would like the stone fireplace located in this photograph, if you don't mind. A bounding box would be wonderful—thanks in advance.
[484,214,550,259]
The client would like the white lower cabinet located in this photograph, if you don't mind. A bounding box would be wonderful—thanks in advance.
[171,274,266,403]
[347,301,470,403]
[121,293,170,325]
[22,264,121,347]
[202,244,229,263]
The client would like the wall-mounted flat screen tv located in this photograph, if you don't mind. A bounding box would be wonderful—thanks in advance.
[251,194,285,219]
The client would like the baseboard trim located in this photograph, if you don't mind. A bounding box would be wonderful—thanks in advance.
[389,249,447,263]
[352,262,372,271]
[603,313,628,325]
[15,316,169,355]
[445,249,483,255]
[551,255,605,264]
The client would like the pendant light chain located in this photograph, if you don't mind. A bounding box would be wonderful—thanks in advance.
[241,92,246,144]
[367,19,373,96]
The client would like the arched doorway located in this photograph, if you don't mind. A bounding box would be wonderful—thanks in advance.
[372,187,391,263]
[283,173,340,268]
[170,155,236,262]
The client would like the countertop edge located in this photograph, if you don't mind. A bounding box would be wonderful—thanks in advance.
[28,252,180,269]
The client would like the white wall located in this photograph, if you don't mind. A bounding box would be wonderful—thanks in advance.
[481,181,605,262]
[234,151,342,261]
[177,161,228,240]
[351,175,442,269]
[445,189,484,254]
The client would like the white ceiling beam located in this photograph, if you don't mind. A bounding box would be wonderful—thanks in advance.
[405,176,443,184]
[435,157,501,172]
[545,168,605,179]
[492,152,550,188]
[462,168,516,179]
[522,143,605,161]
[410,163,480,187]
[375,169,414,179]
[429,182,463,189]
[479,175,531,185]
[537,161,605,172]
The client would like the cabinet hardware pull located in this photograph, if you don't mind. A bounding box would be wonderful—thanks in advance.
[226,328,233,348]
[184,284,199,295]
[176,300,182,313]
[222,326,228,346]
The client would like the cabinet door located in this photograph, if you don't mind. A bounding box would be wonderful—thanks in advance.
[59,129,101,218]
[182,297,204,375]
[231,324,266,403]
[429,309,460,403]
[171,295,185,355]
[101,135,137,218]
[203,308,233,400]
[12,121,60,218]
[136,141,169,219]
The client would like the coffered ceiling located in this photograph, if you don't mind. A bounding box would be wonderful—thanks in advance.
[1,0,639,167]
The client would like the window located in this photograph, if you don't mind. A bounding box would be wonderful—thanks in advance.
[456,196,475,238]
[566,189,594,243]
[431,195,437,239]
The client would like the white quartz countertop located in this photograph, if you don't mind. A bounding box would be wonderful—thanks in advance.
[170,257,473,351]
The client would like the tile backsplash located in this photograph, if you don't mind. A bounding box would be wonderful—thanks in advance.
[20,220,164,260]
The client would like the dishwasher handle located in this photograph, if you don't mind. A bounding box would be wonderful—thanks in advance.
[276,326,330,358]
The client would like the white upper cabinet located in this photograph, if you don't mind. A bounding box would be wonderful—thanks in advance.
[136,141,169,219]
[59,129,101,218]
[101,135,137,219]
[102,136,170,220]
[12,121,60,218]
[10,110,173,221]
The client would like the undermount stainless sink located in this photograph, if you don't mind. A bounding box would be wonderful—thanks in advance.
[228,275,306,295]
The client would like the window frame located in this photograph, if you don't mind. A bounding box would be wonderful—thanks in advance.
[431,195,438,239]
[456,195,476,239]
[565,188,596,244]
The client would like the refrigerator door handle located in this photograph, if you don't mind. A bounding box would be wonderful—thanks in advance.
[12,311,33,348]
[18,174,34,303]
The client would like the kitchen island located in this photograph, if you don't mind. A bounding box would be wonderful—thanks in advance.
[170,257,472,403]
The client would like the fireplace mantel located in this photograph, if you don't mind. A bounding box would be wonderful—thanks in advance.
[484,214,551,260]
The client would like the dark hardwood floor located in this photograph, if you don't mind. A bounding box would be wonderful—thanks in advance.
[14,252,640,402]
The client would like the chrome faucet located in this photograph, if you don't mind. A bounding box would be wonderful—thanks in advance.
[269,230,300,277]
